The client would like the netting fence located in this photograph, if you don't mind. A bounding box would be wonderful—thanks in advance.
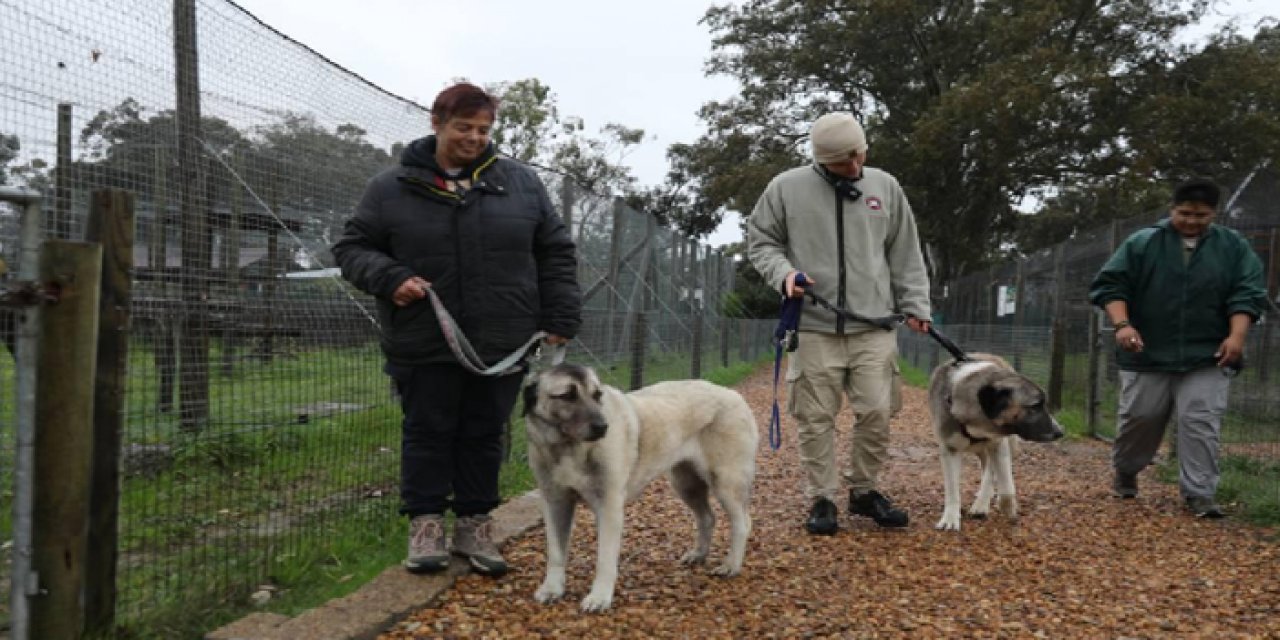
[0,0,775,634]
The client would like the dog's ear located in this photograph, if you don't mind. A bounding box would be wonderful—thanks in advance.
[522,379,538,416]
[978,384,1012,420]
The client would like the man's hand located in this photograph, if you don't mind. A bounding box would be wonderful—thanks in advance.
[392,276,430,307]
[1115,325,1144,353]
[904,316,931,334]
[543,334,569,346]
[1215,334,1245,367]
[784,270,813,298]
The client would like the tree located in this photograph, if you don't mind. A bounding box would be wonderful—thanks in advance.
[683,0,1224,281]
[488,79,646,196]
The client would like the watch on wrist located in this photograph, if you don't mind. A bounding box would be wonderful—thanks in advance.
[1113,319,1130,330]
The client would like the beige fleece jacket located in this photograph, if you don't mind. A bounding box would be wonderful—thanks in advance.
[747,165,931,334]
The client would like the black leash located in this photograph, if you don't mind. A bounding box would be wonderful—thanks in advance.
[800,288,904,331]
[926,325,969,363]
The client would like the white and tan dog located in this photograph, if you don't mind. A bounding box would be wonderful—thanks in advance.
[522,363,758,612]
[928,353,1063,531]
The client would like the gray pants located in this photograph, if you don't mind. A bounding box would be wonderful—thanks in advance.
[1114,367,1230,499]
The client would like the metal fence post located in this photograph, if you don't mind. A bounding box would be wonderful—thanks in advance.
[84,190,135,636]
[32,240,103,640]
[2,187,45,640]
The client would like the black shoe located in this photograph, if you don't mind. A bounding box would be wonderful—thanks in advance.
[1112,471,1138,499]
[1186,496,1225,519]
[849,489,909,528]
[805,498,838,535]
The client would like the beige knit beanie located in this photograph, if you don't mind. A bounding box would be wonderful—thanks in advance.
[810,113,867,164]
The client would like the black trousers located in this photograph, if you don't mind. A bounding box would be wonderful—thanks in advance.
[384,362,523,517]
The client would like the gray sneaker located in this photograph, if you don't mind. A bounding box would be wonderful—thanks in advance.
[452,514,508,576]
[404,514,449,573]
[1185,496,1225,518]
[1112,472,1138,499]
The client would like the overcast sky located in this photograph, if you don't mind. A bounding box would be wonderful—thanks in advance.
[229,0,1273,248]
[229,0,746,245]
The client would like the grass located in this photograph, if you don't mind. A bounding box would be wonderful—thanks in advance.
[88,346,773,639]
[1155,455,1280,526]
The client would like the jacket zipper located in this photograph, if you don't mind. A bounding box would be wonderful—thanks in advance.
[835,189,847,335]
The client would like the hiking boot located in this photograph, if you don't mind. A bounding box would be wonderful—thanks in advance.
[1186,496,1225,519]
[404,514,449,574]
[805,497,839,535]
[849,489,909,528]
[1112,471,1138,499]
[453,514,508,576]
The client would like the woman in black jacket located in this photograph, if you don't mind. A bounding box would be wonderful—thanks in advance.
[333,82,581,576]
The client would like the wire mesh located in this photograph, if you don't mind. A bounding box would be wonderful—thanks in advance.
[0,0,777,633]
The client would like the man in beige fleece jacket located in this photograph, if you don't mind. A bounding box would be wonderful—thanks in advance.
[748,112,932,535]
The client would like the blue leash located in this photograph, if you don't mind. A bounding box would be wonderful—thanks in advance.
[768,274,808,450]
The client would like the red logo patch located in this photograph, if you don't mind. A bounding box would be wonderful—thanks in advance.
[866,196,882,211]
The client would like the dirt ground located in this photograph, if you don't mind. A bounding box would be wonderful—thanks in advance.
[381,366,1280,639]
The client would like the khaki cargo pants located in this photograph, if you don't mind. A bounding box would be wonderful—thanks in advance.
[786,330,898,501]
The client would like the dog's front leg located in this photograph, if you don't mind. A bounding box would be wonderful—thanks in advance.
[969,448,995,519]
[534,494,576,604]
[581,497,624,613]
[936,448,965,531]
[993,439,1018,520]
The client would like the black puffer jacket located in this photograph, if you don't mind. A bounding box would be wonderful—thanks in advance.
[332,137,581,366]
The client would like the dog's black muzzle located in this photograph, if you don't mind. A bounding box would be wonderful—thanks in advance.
[1018,418,1064,443]
[586,421,608,441]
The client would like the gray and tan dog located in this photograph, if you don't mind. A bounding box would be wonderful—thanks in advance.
[928,353,1063,531]
[522,363,758,612]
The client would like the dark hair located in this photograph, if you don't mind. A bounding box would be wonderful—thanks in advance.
[1173,178,1220,208]
[431,82,499,123]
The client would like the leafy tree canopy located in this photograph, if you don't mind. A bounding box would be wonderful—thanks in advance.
[679,0,1280,280]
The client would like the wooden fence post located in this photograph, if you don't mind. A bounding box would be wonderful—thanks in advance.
[1047,245,1067,411]
[82,191,134,637]
[33,240,103,640]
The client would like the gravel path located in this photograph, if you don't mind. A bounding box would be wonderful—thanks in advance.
[382,366,1280,639]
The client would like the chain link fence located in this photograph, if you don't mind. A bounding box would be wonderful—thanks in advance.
[0,0,775,634]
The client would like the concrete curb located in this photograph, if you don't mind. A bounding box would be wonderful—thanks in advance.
[205,490,545,640]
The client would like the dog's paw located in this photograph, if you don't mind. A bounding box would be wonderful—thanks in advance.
[967,505,990,520]
[679,549,708,565]
[935,509,962,531]
[579,589,613,613]
[534,579,565,604]
[708,562,741,577]
[997,494,1018,520]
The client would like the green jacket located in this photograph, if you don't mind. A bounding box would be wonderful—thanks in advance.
[1089,219,1268,372]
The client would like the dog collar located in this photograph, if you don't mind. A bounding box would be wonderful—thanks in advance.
[945,393,990,444]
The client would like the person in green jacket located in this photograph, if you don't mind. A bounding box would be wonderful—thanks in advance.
[1089,178,1269,518]
[748,112,932,534]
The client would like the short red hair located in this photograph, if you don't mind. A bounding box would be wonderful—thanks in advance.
[431,82,499,122]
